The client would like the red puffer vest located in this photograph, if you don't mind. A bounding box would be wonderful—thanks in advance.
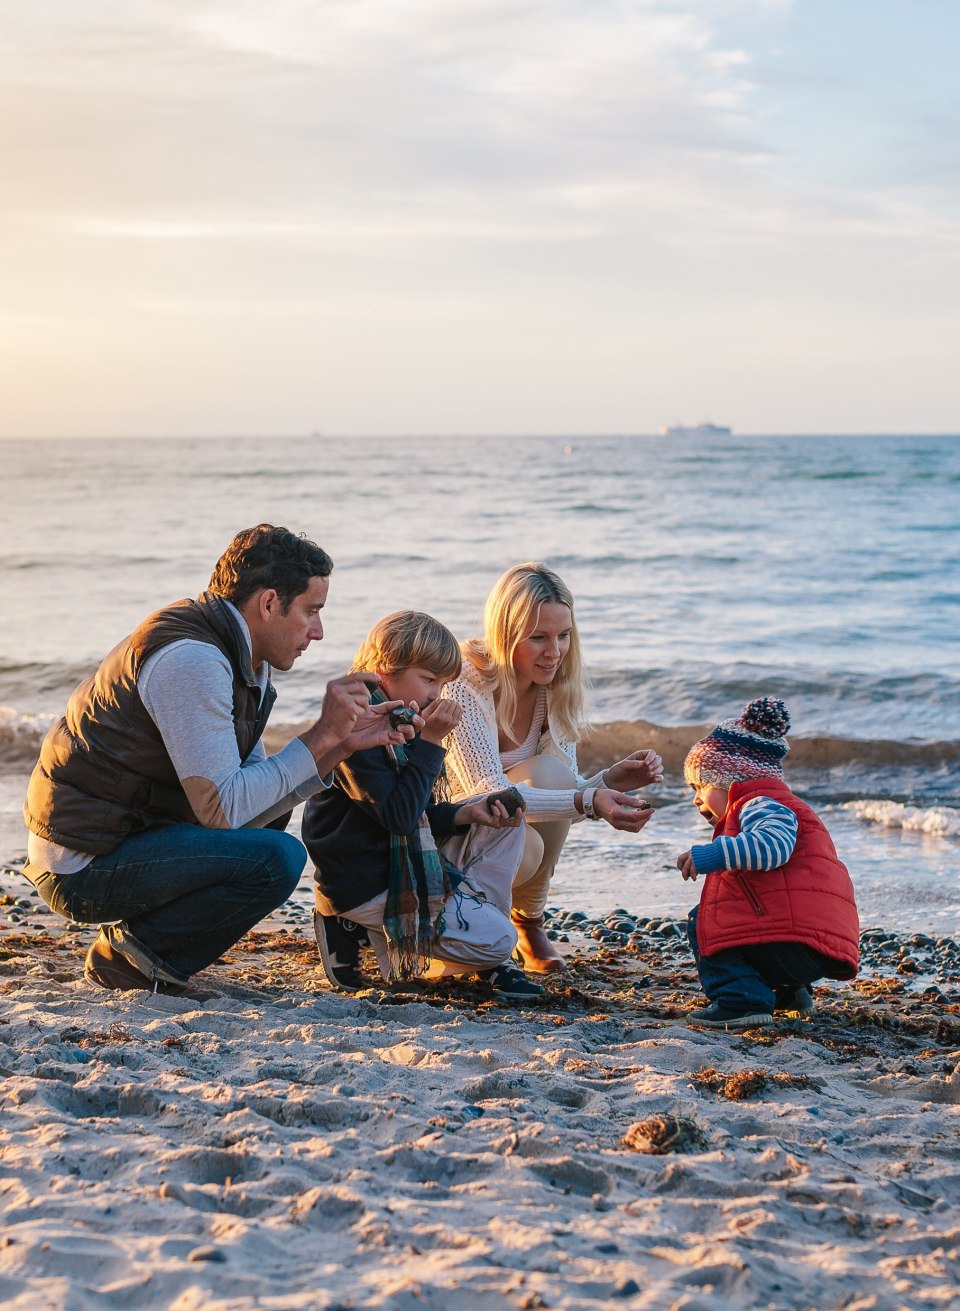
[696,778,859,977]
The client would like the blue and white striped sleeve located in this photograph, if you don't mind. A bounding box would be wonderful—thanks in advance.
[690,797,799,874]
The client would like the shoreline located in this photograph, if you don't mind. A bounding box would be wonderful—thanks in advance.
[1,873,959,1309]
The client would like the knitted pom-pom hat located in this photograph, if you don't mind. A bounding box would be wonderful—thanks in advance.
[684,697,791,788]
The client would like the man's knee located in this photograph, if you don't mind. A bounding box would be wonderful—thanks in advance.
[256,830,306,897]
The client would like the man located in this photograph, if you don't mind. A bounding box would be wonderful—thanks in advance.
[22,523,409,996]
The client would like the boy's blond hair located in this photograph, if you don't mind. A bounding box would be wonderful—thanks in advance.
[462,562,586,741]
[352,611,462,679]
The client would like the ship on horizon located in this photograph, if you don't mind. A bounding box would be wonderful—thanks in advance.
[659,421,732,438]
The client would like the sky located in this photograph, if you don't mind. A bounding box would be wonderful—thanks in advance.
[1,0,958,438]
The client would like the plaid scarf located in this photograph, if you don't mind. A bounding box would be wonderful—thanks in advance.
[376,693,459,981]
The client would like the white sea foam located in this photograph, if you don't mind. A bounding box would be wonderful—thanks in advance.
[844,798,960,839]
[0,706,54,766]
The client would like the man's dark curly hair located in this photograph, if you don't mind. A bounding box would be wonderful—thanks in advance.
[209,525,333,611]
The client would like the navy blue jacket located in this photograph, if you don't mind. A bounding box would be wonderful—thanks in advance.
[301,737,463,915]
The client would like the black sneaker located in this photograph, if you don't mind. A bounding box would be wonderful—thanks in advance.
[481,960,546,1000]
[774,986,815,1015]
[340,918,371,948]
[687,1002,774,1029]
[314,912,368,992]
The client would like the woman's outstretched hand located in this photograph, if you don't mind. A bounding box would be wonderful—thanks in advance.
[594,789,654,832]
[604,749,664,791]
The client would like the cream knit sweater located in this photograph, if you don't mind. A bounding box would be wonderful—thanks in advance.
[441,660,604,821]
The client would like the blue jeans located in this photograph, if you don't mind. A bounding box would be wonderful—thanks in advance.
[687,906,828,1012]
[25,824,305,984]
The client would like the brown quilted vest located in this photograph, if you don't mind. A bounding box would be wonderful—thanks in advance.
[24,591,275,854]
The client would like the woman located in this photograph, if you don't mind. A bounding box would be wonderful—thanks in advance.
[441,562,662,973]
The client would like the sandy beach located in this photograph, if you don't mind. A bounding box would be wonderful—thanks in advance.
[1,860,958,1311]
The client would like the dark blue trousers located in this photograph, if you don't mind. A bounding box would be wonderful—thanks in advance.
[687,905,830,1012]
[25,824,305,984]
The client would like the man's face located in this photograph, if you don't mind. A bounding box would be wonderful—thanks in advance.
[252,574,329,671]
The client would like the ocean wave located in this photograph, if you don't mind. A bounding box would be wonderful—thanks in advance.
[844,800,960,840]
[576,721,960,777]
[564,502,631,514]
[587,663,960,742]
[0,707,55,768]
[256,715,959,784]
[810,470,876,480]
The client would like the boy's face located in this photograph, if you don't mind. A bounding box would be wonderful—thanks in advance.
[379,665,451,711]
[690,781,729,825]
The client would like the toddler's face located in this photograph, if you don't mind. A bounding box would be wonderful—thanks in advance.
[379,665,451,711]
[690,782,729,825]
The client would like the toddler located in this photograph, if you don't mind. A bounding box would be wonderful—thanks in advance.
[677,697,859,1029]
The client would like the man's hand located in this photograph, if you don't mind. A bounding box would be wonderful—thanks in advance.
[677,850,699,881]
[418,698,463,745]
[593,790,655,833]
[454,792,526,830]
[299,671,417,775]
[343,701,421,754]
[604,750,664,791]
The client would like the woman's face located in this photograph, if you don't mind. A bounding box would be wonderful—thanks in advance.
[511,602,573,689]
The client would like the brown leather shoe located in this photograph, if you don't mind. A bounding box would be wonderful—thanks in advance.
[511,912,566,974]
[83,932,202,997]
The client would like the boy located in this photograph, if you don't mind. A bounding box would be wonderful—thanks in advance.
[302,611,544,1000]
[677,697,859,1029]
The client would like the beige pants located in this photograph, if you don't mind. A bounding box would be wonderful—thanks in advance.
[435,756,577,924]
[506,755,577,919]
[342,874,517,982]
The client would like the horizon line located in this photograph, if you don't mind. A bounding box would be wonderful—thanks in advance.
[2,430,959,443]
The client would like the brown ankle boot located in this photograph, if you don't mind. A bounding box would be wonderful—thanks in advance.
[511,912,565,974]
[83,931,203,996]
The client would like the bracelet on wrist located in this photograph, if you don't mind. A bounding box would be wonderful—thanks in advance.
[582,786,601,820]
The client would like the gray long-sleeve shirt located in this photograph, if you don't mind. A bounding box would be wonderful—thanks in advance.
[26,604,329,874]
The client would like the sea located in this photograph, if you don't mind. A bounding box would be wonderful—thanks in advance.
[1,433,957,934]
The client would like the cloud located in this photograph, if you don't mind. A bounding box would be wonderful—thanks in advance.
[0,2,765,217]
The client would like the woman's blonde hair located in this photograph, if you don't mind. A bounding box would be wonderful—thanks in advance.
[463,562,586,741]
[352,611,462,680]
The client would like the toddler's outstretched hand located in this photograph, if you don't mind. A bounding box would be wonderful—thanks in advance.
[677,850,698,881]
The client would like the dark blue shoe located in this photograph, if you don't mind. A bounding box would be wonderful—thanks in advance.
[774,986,815,1015]
[481,961,545,1000]
[687,1002,773,1029]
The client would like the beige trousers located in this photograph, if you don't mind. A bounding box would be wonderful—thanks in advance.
[506,755,577,919]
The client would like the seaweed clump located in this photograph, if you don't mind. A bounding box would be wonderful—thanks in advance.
[693,1066,822,1101]
[622,1114,708,1154]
